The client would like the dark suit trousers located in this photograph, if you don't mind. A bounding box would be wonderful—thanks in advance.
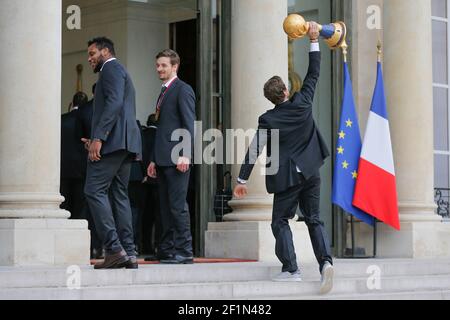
[84,150,136,256]
[272,173,333,273]
[142,183,161,254]
[157,166,193,257]
[60,179,86,220]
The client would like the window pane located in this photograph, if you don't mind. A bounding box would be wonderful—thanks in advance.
[435,154,450,188]
[433,20,448,84]
[434,87,449,151]
[432,0,447,18]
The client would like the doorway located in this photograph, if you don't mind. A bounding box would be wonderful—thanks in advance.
[169,18,199,254]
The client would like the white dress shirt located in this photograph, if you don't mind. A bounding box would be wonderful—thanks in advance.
[163,75,178,89]
[100,57,117,72]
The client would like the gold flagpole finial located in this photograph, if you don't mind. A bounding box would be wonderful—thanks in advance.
[377,40,382,63]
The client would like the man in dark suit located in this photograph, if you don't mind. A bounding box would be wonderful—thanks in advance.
[77,83,96,142]
[84,37,142,269]
[61,92,88,220]
[147,49,196,264]
[76,84,104,259]
[233,23,334,294]
[142,114,162,259]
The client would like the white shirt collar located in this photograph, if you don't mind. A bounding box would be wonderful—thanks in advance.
[163,75,178,88]
[100,57,117,72]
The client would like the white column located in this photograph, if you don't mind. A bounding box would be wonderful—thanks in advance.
[206,0,315,262]
[384,0,438,221]
[0,0,90,266]
[0,0,66,219]
[376,0,450,258]
[225,0,288,221]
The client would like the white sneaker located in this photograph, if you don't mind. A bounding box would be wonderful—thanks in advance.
[319,262,334,295]
[272,271,302,282]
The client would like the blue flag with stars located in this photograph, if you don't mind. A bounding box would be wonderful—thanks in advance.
[332,63,375,226]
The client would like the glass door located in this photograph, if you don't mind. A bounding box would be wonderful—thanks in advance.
[196,0,230,256]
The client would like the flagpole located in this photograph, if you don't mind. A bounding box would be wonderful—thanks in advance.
[372,40,382,258]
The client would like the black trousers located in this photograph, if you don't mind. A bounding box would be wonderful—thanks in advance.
[142,183,161,254]
[84,150,136,256]
[128,181,146,250]
[157,166,193,257]
[61,179,102,252]
[272,173,333,273]
[60,179,86,220]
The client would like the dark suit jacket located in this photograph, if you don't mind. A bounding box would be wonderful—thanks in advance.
[142,125,157,169]
[239,52,330,194]
[61,110,86,180]
[151,78,196,166]
[77,99,93,140]
[92,59,142,156]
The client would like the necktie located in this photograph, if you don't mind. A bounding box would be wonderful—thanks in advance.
[158,86,167,104]
[155,86,167,121]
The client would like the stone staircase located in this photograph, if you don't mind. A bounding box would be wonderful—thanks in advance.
[1,259,450,300]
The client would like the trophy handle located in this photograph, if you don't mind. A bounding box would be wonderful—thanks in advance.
[322,21,347,50]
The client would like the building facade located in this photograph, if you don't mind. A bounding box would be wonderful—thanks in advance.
[0,0,449,266]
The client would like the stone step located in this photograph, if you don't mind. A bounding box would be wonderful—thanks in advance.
[260,290,450,300]
[0,259,450,289]
[2,273,450,300]
[1,259,450,289]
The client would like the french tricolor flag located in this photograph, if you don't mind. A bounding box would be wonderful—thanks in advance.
[353,62,400,230]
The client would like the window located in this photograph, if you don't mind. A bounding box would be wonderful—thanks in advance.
[432,0,450,191]
[432,0,450,219]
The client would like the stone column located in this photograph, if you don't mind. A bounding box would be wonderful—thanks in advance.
[226,0,289,222]
[377,0,450,258]
[205,0,315,262]
[0,0,90,266]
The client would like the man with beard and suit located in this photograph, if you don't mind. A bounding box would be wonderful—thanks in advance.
[233,23,334,295]
[147,49,196,264]
[84,37,142,269]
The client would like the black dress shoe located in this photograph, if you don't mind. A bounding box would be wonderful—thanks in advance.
[160,255,194,265]
[144,253,174,262]
[125,256,139,269]
[94,250,130,270]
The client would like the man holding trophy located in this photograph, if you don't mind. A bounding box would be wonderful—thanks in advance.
[233,22,334,295]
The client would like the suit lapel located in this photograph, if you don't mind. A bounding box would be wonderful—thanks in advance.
[160,78,180,108]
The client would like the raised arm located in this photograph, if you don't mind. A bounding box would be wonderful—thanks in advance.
[294,21,321,107]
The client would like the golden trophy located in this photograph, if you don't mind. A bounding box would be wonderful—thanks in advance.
[283,14,347,50]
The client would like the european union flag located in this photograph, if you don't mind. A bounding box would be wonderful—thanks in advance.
[332,63,375,226]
